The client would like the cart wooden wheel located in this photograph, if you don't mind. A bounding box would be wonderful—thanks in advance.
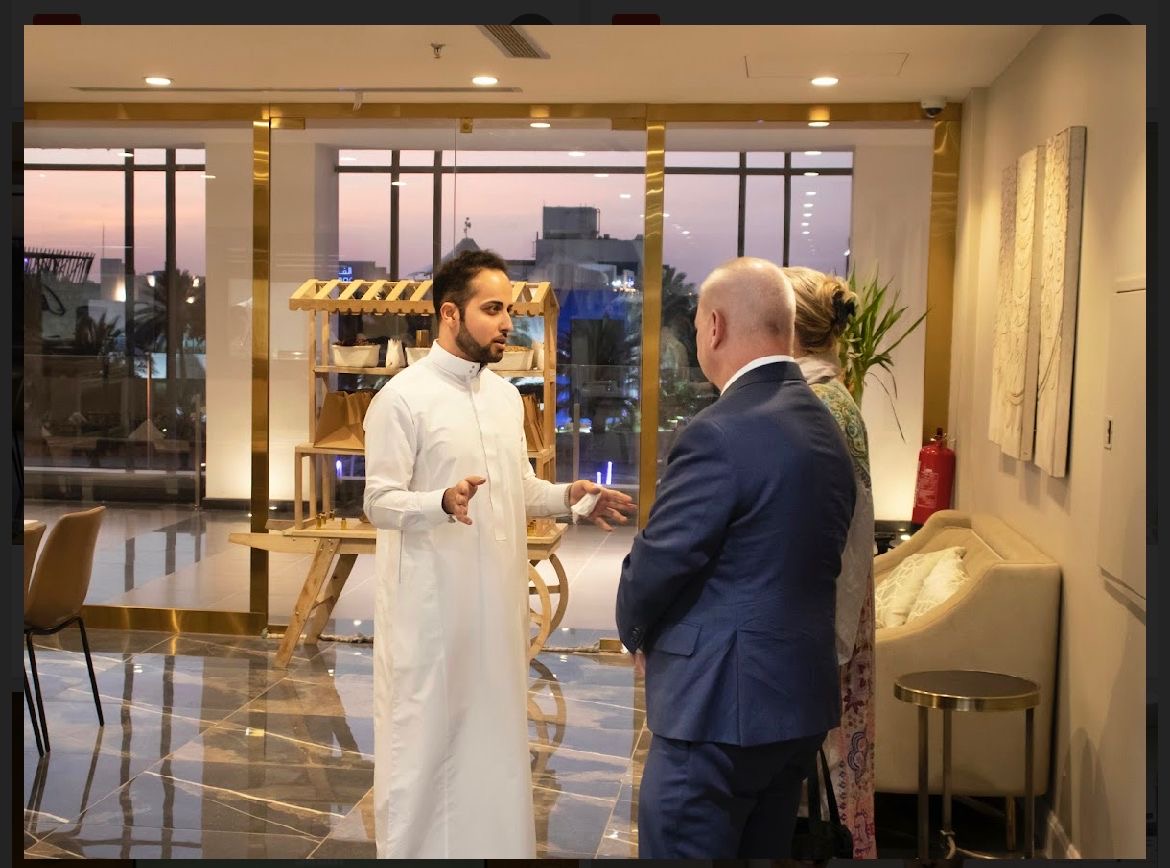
[544,553,570,632]
[528,563,553,661]
[529,554,570,635]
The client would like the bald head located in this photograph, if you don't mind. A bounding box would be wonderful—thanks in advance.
[700,257,795,343]
[693,257,795,390]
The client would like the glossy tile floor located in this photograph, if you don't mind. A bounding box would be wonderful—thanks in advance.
[22,628,645,859]
[22,501,637,634]
[21,502,1016,859]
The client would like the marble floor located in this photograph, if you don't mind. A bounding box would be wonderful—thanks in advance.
[22,501,638,634]
[22,627,645,859]
[21,502,1019,859]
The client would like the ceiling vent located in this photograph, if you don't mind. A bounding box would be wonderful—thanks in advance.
[478,24,549,59]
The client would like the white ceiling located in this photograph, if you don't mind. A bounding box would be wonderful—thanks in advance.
[24,24,1041,105]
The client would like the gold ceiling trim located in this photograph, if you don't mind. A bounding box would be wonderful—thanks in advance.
[648,103,962,123]
[25,101,960,124]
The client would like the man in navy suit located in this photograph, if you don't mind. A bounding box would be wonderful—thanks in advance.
[616,257,856,858]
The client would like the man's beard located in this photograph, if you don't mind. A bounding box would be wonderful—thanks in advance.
[455,321,504,364]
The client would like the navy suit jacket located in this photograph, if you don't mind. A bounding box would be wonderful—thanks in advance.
[616,361,856,746]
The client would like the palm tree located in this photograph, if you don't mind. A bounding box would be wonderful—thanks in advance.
[660,264,699,370]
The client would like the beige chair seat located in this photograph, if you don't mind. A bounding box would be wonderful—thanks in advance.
[24,505,108,753]
[874,510,1061,797]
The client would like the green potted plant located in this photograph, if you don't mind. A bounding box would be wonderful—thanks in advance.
[838,270,927,440]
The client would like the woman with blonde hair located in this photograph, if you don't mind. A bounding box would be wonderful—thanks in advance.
[784,265,877,858]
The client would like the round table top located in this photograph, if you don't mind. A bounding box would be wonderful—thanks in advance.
[894,669,1040,712]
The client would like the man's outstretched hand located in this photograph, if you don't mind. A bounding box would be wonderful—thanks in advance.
[569,480,637,531]
[443,476,486,525]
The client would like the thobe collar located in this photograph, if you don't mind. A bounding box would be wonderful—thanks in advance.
[426,341,487,384]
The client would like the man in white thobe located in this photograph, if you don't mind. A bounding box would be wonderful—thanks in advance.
[363,249,635,858]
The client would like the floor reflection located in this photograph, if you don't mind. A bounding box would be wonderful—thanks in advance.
[22,628,645,859]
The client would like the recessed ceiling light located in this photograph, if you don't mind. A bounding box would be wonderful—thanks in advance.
[801,222,809,227]
[144,76,172,87]
[803,212,812,218]
[805,191,817,196]
[808,121,830,128]
[593,173,609,178]
[529,121,551,129]
[619,193,631,198]
[663,213,670,218]
[803,171,819,176]
[471,75,498,86]
[568,151,586,157]
[805,202,815,206]
[681,230,691,235]
[811,76,839,87]
[802,230,810,235]
[804,150,823,156]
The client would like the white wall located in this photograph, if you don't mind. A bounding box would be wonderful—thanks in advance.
[949,25,1146,858]
[850,134,934,520]
[268,139,340,502]
[204,134,255,501]
[205,137,340,502]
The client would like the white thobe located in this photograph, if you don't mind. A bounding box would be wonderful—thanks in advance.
[362,342,570,859]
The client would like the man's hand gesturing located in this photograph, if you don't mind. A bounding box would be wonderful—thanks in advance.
[569,480,637,531]
[443,476,486,525]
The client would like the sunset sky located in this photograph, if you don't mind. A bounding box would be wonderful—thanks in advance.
[24,148,852,289]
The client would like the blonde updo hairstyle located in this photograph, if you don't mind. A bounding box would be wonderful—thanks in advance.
[784,266,858,356]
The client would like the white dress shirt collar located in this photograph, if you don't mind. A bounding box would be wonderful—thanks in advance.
[721,354,795,393]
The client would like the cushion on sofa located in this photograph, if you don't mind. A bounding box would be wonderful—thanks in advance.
[906,546,969,622]
[874,546,966,629]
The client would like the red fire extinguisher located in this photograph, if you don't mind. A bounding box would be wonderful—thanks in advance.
[912,427,955,526]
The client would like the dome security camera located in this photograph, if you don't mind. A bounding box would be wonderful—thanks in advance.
[921,97,947,119]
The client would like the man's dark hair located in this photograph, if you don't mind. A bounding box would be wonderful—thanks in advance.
[432,249,510,317]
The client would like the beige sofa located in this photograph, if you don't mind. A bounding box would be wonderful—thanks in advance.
[874,510,1061,796]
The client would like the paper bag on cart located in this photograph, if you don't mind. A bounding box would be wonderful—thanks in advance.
[314,390,376,450]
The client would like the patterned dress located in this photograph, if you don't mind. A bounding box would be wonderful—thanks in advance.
[810,377,877,859]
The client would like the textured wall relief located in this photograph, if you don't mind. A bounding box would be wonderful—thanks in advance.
[1033,126,1087,477]
[988,163,1017,448]
[989,146,1044,460]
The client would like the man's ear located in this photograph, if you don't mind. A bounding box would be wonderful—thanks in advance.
[710,308,726,350]
[439,300,459,325]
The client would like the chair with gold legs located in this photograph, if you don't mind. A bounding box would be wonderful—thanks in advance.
[24,505,107,752]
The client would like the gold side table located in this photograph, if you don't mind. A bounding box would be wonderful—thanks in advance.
[894,669,1041,860]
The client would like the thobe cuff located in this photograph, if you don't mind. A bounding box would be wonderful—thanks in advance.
[550,483,573,516]
[424,488,454,525]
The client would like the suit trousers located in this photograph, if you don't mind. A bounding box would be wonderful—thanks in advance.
[637,730,825,858]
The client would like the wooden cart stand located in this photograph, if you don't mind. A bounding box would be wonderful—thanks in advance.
[230,517,570,668]
[232,276,568,666]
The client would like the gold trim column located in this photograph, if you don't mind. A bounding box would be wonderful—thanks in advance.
[637,123,666,528]
[250,119,271,617]
[922,119,961,445]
